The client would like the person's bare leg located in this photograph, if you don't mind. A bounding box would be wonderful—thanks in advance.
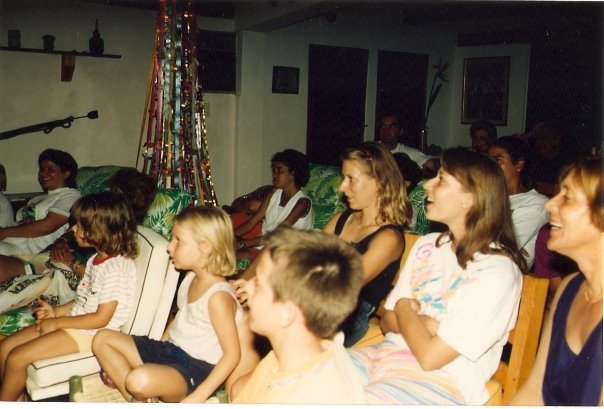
[0,325,39,381]
[125,364,188,402]
[92,329,143,402]
[0,255,26,283]
[0,329,78,401]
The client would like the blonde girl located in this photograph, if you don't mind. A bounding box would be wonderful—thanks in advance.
[0,191,138,401]
[93,206,243,403]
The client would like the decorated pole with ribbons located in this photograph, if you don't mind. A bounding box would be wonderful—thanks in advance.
[138,0,217,206]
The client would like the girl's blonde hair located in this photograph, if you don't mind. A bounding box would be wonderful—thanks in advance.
[340,141,411,227]
[71,191,138,258]
[174,206,236,277]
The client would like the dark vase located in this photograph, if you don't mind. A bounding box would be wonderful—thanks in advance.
[89,19,104,56]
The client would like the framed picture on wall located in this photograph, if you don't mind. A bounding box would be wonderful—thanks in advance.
[272,66,299,94]
[461,56,510,125]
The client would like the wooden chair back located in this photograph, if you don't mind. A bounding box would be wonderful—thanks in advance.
[486,274,549,404]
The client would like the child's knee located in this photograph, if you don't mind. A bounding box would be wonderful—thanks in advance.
[92,329,115,353]
[124,367,152,396]
[4,346,30,371]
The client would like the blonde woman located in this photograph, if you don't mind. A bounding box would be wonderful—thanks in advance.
[324,141,411,346]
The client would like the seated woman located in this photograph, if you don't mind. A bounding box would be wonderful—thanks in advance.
[0,149,81,256]
[488,135,548,268]
[324,142,411,346]
[0,169,156,315]
[234,142,410,348]
[234,149,313,260]
[510,155,602,406]
[348,147,526,405]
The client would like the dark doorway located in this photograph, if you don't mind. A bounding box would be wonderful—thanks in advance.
[375,50,429,149]
[307,44,369,166]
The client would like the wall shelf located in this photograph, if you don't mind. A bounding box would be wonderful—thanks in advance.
[0,46,121,81]
[0,46,121,59]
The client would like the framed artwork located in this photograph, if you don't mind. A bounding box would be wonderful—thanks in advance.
[461,56,510,125]
[272,66,299,94]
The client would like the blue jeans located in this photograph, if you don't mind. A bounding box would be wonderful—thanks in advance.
[341,299,375,347]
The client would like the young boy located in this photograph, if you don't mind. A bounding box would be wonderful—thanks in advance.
[231,226,366,403]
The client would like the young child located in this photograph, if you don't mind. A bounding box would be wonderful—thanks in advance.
[92,206,243,403]
[231,226,366,404]
[0,191,138,401]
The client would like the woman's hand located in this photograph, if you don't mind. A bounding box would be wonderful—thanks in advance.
[418,315,440,336]
[50,240,75,264]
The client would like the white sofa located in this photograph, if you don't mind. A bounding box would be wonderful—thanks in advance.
[25,225,180,401]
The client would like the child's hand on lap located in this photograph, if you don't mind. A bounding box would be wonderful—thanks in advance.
[36,318,59,335]
[33,299,55,321]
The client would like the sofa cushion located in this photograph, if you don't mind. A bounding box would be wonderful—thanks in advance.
[0,306,35,336]
[76,166,136,196]
[143,188,193,240]
[302,163,346,230]
[76,166,192,240]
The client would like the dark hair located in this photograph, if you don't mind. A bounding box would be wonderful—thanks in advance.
[490,135,536,189]
[38,149,78,188]
[469,120,497,142]
[437,147,527,272]
[109,168,157,223]
[71,191,138,258]
[392,152,423,191]
[271,149,310,188]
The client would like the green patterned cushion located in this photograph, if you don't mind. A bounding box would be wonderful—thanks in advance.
[0,306,35,336]
[76,166,136,196]
[143,188,193,240]
[302,163,346,230]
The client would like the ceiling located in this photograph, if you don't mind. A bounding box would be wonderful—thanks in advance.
[82,0,602,34]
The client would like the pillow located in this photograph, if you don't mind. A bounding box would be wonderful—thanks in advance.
[0,306,35,336]
[302,163,346,230]
[143,188,193,240]
[76,166,136,196]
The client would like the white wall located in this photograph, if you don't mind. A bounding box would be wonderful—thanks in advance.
[446,44,530,148]
[0,0,155,193]
[0,1,531,205]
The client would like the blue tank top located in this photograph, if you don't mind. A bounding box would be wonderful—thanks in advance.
[542,274,603,405]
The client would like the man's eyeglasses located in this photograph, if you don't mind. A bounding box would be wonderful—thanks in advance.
[379,123,400,129]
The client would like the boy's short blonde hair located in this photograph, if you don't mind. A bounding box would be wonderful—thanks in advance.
[174,206,236,277]
[264,226,364,339]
